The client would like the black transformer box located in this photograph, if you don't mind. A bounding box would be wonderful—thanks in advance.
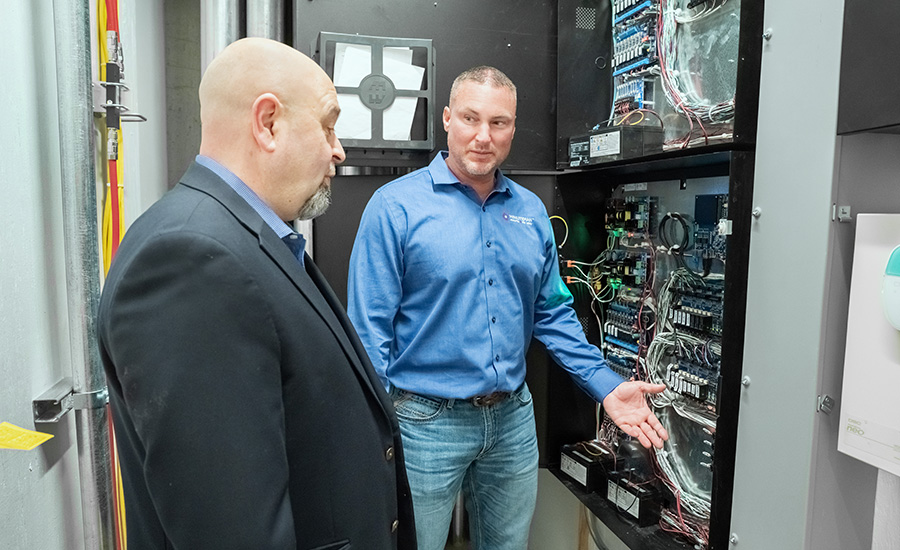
[605,470,661,527]
[559,443,613,493]
[568,125,664,167]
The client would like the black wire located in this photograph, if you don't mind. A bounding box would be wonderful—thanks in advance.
[658,212,690,255]
[659,212,704,283]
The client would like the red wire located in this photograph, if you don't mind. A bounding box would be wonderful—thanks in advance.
[105,2,124,548]
[106,0,119,33]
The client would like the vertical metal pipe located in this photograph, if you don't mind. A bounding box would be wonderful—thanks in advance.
[247,0,284,42]
[51,0,115,549]
[200,0,241,74]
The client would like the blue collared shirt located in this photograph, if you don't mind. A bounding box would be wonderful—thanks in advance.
[195,155,306,265]
[347,152,623,402]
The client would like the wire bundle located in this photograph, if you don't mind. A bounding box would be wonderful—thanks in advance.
[657,0,735,148]
[98,0,127,548]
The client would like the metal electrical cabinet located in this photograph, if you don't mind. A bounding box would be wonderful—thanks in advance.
[544,1,764,549]
[546,152,755,550]
[838,0,900,134]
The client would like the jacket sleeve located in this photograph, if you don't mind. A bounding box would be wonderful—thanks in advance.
[102,230,296,549]
[347,192,405,391]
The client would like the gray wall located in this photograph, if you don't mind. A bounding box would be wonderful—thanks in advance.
[164,0,202,188]
[0,2,168,548]
[830,133,900,549]
[1,3,85,549]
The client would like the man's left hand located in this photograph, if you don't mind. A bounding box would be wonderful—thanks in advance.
[602,381,669,449]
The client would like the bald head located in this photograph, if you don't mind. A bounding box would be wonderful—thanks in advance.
[199,38,327,153]
[197,38,345,221]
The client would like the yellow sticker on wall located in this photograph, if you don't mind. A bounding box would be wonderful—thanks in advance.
[0,422,54,450]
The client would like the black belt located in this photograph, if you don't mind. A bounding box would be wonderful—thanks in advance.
[470,391,509,407]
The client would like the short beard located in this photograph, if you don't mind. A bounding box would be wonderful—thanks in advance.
[461,158,497,178]
[297,185,332,220]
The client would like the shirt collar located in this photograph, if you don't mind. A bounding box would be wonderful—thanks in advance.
[428,151,512,196]
[195,154,298,240]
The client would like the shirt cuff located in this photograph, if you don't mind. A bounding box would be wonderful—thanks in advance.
[584,366,626,403]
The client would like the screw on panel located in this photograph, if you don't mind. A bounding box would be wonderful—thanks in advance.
[751,207,762,219]
[730,533,739,544]
[741,376,751,387]
[763,28,773,41]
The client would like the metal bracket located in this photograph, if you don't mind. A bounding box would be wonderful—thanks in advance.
[33,378,109,424]
[92,81,147,122]
[832,204,852,223]
[817,394,835,414]
[717,218,733,236]
[120,112,148,123]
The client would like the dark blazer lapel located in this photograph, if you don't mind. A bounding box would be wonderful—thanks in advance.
[304,257,395,419]
[257,231,387,411]
[179,162,390,421]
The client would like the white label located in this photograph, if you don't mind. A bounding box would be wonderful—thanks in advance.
[589,131,621,157]
[607,480,640,519]
[842,417,900,468]
[624,182,648,192]
[561,453,588,486]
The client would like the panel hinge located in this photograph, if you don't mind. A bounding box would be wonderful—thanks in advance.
[832,204,852,223]
[817,394,835,414]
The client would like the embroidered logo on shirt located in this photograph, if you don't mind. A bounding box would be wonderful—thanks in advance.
[502,213,534,226]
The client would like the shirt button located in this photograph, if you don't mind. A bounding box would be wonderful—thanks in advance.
[486,241,492,247]
[391,519,399,533]
[488,279,494,286]
[482,206,486,212]
[385,446,394,461]
[492,317,496,323]
[495,355,500,362]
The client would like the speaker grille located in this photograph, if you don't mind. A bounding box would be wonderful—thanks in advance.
[576,6,596,30]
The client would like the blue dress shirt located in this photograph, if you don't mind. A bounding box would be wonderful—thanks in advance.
[195,155,306,265]
[347,152,623,403]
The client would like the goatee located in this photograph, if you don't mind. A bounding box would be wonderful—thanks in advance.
[298,185,332,220]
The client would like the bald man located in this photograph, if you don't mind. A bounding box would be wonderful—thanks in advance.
[98,38,416,549]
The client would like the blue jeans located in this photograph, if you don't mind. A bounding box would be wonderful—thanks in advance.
[391,384,539,550]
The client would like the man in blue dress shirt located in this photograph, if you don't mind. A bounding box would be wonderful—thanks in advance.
[348,66,668,550]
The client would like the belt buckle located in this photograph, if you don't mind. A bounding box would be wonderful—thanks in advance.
[471,391,507,407]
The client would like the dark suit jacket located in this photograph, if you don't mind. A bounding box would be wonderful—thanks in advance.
[97,162,415,550]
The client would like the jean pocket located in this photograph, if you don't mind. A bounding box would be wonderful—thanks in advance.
[393,392,446,422]
[307,540,351,550]
[512,384,533,406]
